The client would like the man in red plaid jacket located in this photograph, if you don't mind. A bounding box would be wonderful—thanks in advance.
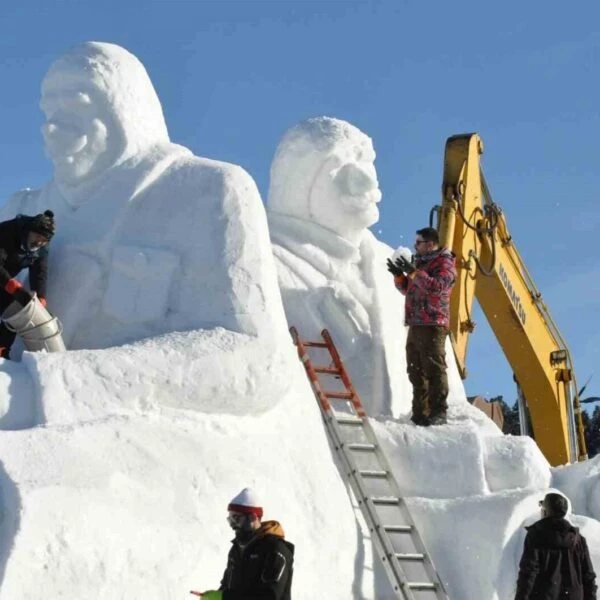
[387,227,456,425]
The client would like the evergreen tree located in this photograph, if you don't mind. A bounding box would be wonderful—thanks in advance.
[495,396,521,436]
[584,405,600,458]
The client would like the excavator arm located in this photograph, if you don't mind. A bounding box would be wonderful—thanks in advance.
[436,133,587,466]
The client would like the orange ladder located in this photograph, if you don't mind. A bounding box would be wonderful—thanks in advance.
[290,327,449,600]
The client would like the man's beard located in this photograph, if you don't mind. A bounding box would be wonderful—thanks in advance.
[234,527,255,543]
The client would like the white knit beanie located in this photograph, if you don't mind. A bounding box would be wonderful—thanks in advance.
[227,487,264,518]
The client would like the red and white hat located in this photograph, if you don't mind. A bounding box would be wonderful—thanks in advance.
[227,487,264,519]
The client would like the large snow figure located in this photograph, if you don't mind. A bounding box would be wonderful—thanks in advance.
[4,42,284,350]
[1,42,291,417]
[267,117,411,417]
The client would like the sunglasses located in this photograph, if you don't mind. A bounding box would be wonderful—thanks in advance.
[227,512,247,527]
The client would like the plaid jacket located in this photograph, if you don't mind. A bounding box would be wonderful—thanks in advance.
[394,248,456,327]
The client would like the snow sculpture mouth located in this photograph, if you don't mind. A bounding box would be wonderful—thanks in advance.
[41,117,109,183]
[339,188,382,213]
[43,129,88,161]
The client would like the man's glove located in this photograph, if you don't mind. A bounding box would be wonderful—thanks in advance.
[394,256,416,276]
[13,287,34,307]
[386,258,405,277]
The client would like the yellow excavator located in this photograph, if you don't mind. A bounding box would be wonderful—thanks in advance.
[434,133,587,466]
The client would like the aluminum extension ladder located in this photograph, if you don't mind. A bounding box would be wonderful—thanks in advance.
[290,327,449,600]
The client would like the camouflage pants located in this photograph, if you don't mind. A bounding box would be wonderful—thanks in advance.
[406,325,449,419]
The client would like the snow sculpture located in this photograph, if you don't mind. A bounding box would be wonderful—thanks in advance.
[1,42,291,417]
[267,116,413,416]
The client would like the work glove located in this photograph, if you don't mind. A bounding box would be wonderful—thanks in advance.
[386,258,405,277]
[394,256,416,276]
[13,287,34,307]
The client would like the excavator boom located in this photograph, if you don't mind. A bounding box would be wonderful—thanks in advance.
[437,133,587,466]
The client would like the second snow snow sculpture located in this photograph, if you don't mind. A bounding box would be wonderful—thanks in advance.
[267,116,410,417]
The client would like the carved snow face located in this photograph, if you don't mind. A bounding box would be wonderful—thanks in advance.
[38,42,169,198]
[268,117,382,244]
[40,82,115,186]
[308,144,381,236]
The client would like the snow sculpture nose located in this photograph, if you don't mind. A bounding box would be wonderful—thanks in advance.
[335,163,379,196]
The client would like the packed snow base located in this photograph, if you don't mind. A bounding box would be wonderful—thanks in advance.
[0,44,597,599]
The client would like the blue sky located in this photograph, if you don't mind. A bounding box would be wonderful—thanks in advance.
[1,0,599,412]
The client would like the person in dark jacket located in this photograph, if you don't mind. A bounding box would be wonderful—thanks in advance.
[192,487,294,600]
[0,210,55,359]
[515,492,597,600]
[387,227,456,426]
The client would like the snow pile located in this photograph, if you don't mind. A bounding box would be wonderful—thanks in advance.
[0,46,596,600]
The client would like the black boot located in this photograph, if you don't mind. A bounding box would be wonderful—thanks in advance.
[410,413,431,426]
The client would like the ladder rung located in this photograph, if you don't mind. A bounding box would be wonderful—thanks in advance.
[313,365,341,375]
[407,582,437,591]
[371,496,400,506]
[324,391,353,399]
[302,341,328,348]
[395,553,425,561]
[346,443,376,452]
[360,470,388,479]
[335,416,363,426]
[384,525,412,533]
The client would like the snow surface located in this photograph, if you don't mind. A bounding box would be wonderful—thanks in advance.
[0,47,597,599]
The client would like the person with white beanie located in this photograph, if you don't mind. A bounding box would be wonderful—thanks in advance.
[192,487,294,599]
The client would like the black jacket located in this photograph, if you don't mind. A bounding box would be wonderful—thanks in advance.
[515,516,597,600]
[0,216,49,301]
[220,521,294,600]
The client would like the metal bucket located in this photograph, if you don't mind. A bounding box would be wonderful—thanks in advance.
[2,295,66,353]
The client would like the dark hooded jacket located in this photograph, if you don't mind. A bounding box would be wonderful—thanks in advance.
[515,516,597,600]
[219,520,294,600]
[0,216,49,303]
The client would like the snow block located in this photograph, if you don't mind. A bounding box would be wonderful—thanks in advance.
[407,489,533,600]
[372,418,488,498]
[484,434,551,492]
[552,454,600,520]
[0,361,36,430]
[0,383,361,599]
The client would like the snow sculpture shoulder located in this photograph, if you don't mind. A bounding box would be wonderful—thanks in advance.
[267,116,411,417]
[1,42,290,418]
